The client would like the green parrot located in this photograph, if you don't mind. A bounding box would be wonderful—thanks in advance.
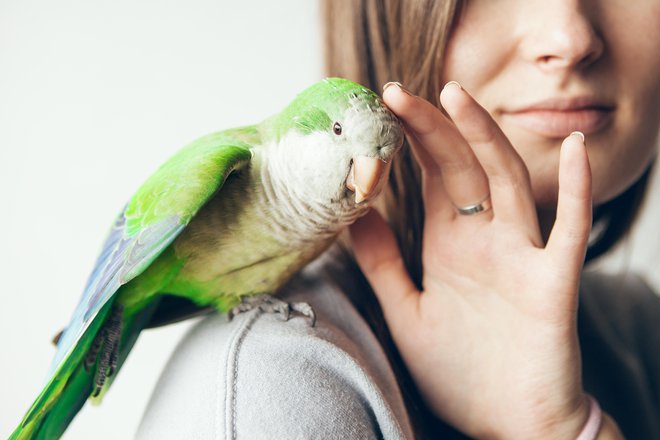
[10,77,404,439]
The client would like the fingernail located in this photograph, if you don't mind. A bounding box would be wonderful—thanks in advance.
[383,81,413,95]
[443,80,462,90]
[570,131,585,143]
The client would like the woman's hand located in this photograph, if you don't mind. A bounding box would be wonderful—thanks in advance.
[349,82,596,439]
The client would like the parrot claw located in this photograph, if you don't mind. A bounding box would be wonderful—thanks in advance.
[83,305,124,397]
[228,294,316,327]
[51,328,65,346]
[290,301,316,327]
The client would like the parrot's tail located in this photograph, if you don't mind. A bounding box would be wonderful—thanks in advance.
[10,299,160,440]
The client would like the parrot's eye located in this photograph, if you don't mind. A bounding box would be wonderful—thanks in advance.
[333,122,342,135]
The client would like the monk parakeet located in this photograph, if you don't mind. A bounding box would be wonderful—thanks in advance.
[10,78,403,439]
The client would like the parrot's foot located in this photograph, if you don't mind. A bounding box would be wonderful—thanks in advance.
[84,305,124,397]
[228,294,316,327]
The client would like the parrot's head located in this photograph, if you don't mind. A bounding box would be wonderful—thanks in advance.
[265,78,404,218]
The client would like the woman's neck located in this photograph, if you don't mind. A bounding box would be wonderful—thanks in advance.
[537,207,558,244]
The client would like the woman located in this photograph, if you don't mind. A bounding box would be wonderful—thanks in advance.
[137,1,660,438]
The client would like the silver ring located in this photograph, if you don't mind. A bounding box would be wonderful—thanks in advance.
[456,195,492,216]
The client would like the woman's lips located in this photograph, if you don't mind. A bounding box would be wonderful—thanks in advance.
[500,98,615,138]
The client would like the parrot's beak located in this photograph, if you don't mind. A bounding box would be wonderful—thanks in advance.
[345,156,389,204]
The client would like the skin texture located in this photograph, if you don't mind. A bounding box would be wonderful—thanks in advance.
[349,1,660,439]
[443,0,660,213]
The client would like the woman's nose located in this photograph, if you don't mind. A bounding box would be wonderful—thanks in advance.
[519,1,604,73]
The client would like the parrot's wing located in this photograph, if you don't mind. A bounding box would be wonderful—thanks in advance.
[13,132,255,439]
[49,132,254,377]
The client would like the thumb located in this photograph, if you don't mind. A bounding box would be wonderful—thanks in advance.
[349,208,420,329]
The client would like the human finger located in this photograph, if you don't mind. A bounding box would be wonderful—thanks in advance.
[403,128,456,221]
[439,82,540,237]
[382,82,491,220]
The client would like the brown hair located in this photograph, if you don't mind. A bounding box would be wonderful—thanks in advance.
[321,0,653,437]
[323,0,461,289]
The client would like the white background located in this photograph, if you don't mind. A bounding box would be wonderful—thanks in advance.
[1,1,321,438]
[1,1,658,439]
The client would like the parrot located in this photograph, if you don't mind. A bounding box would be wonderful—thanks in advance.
[9,77,404,439]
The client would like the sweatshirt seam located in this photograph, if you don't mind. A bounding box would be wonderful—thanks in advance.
[217,309,262,440]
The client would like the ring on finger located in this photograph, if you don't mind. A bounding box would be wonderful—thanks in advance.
[455,195,492,216]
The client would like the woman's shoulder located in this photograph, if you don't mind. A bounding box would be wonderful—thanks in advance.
[136,261,413,440]
[579,269,660,439]
[580,269,660,341]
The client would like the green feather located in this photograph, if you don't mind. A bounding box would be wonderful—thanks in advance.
[267,77,381,140]
[10,77,403,440]
[125,132,253,236]
[10,133,253,440]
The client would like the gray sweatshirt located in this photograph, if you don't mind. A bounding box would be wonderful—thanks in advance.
[136,260,660,439]
[136,259,414,440]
